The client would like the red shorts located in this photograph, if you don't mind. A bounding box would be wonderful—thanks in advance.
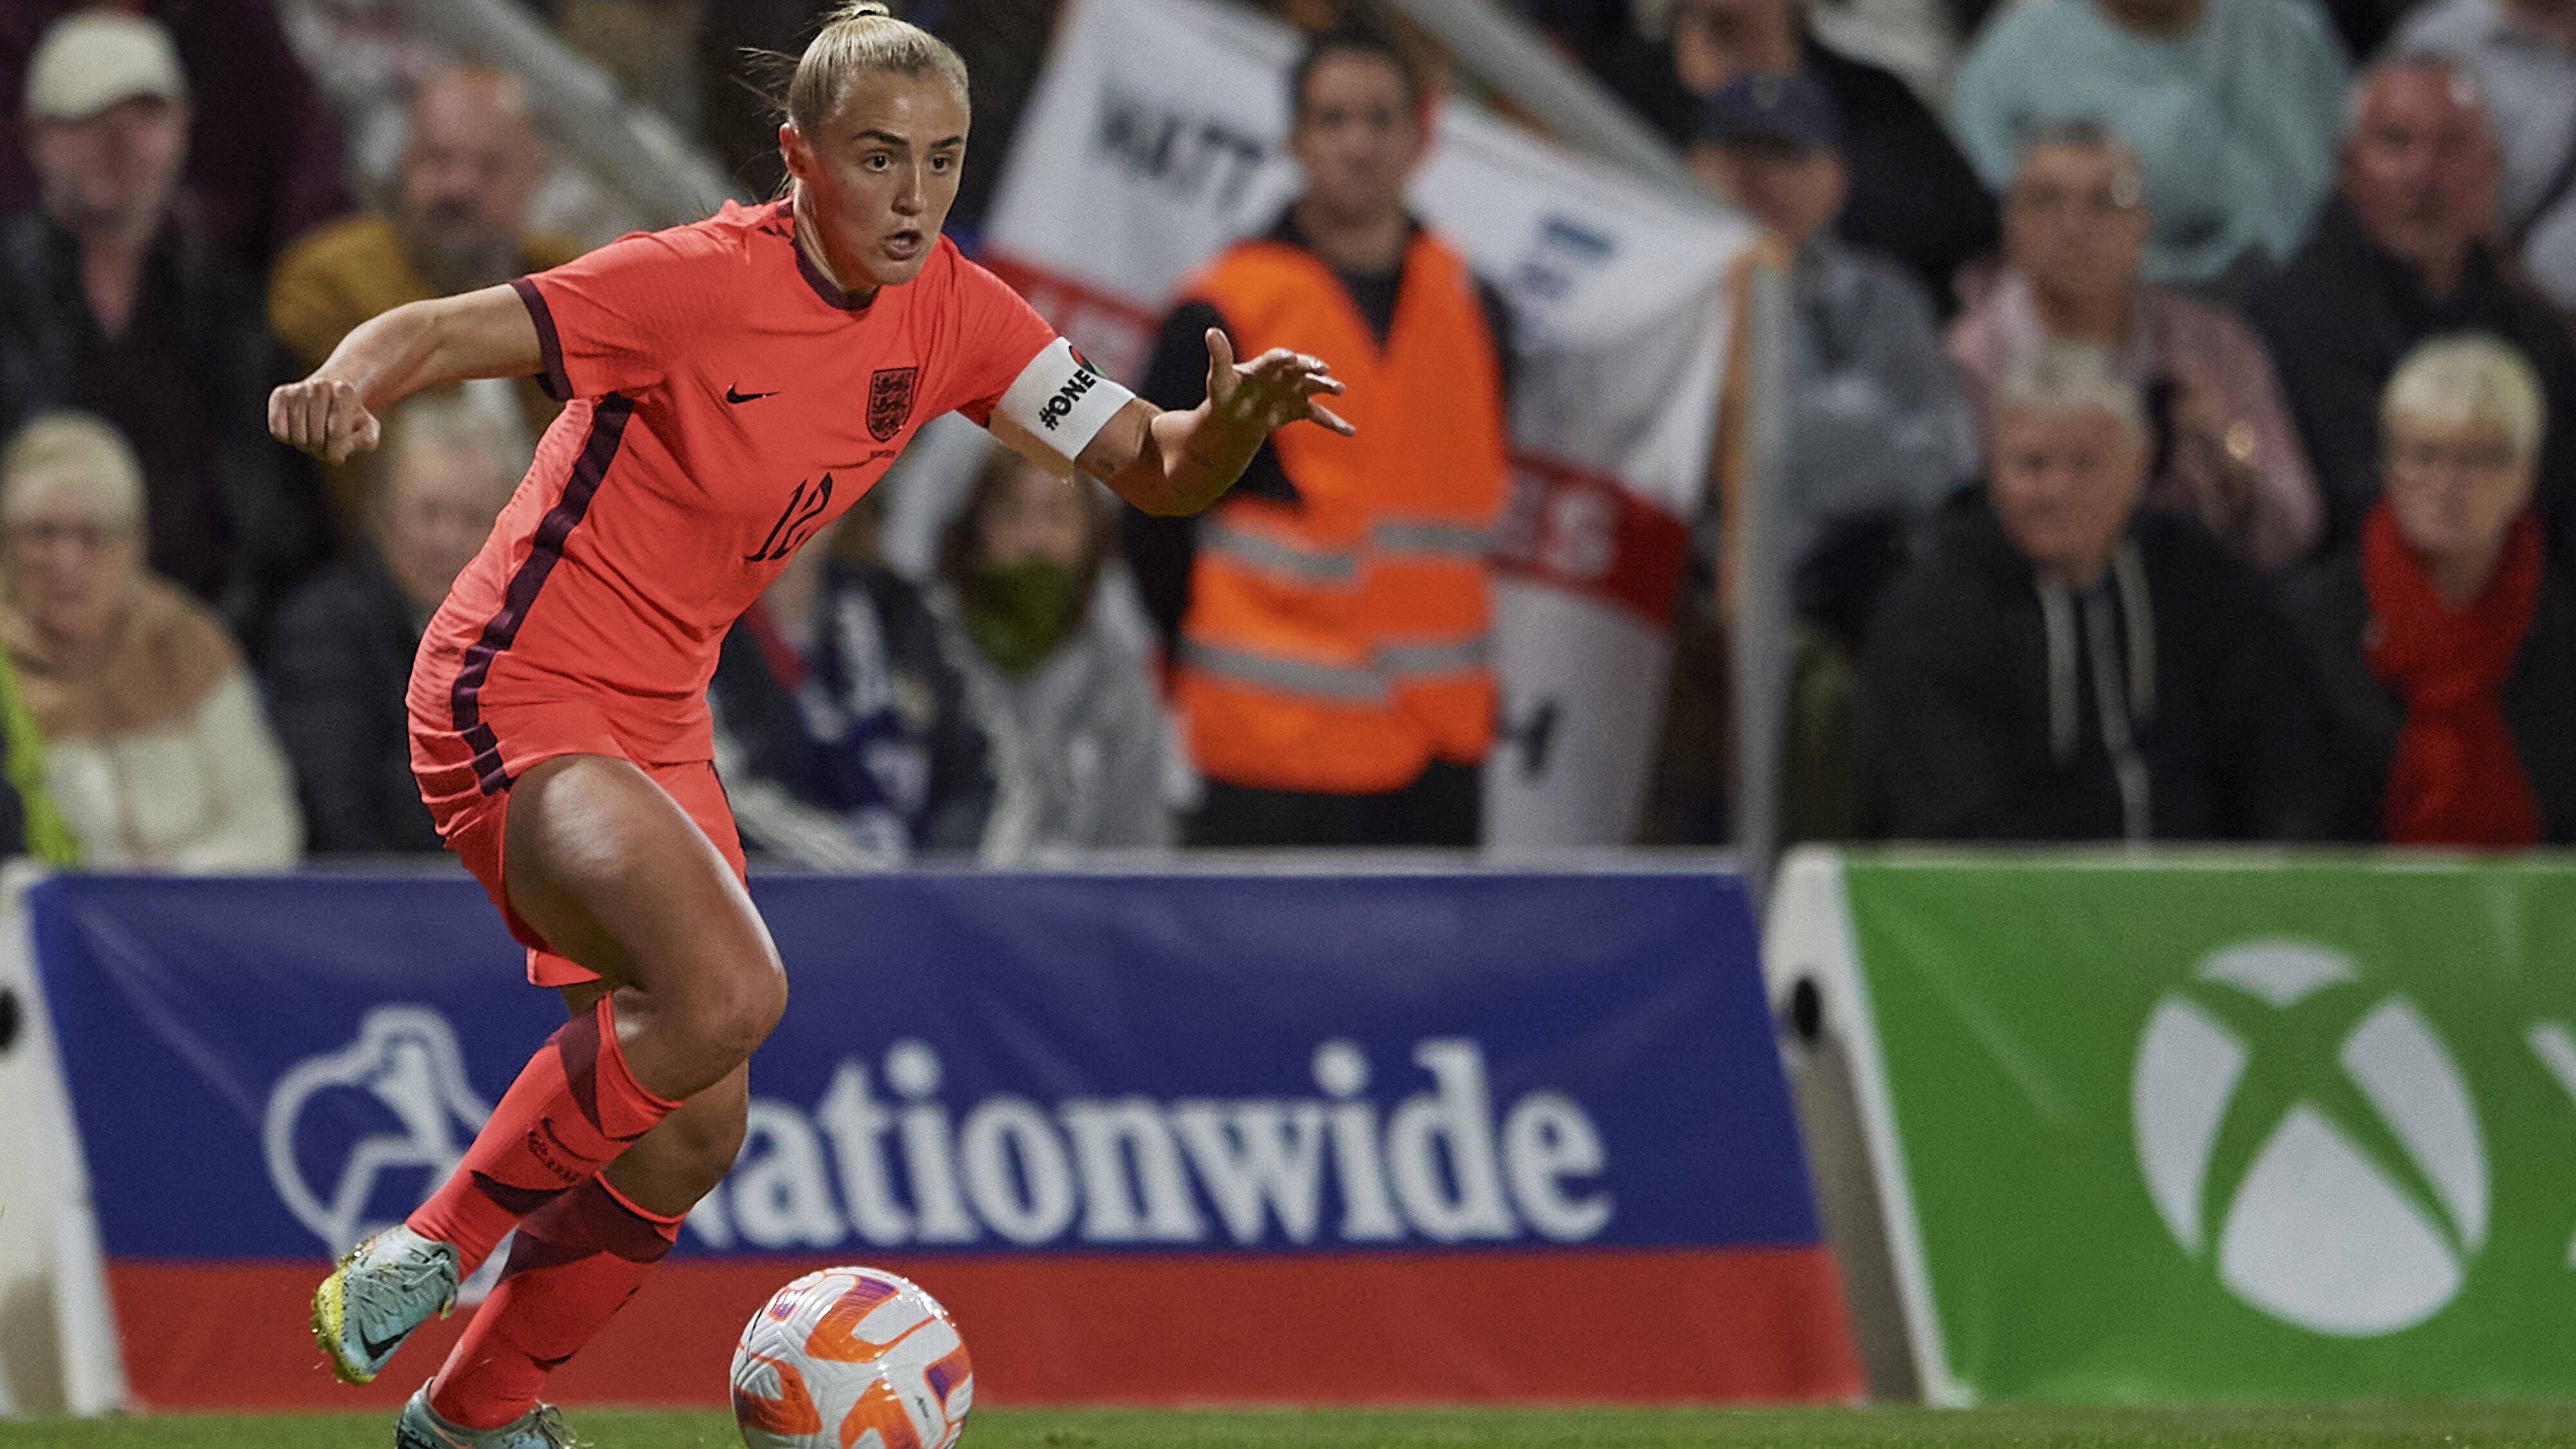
[412,698,748,988]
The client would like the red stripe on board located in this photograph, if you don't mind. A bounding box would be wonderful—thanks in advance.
[1492,454,1690,625]
[113,1247,1859,1411]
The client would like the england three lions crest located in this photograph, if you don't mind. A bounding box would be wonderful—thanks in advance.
[869,367,918,442]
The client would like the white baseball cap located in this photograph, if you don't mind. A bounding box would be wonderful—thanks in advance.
[24,12,188,123]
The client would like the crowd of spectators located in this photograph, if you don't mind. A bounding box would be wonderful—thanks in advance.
[0,0,2570,872]
[1554,0,2576,849]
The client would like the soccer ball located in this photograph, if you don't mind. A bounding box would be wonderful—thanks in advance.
[730,1266,974,1449]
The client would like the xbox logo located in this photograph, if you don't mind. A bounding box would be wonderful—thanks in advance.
[2132,940,2486,1338]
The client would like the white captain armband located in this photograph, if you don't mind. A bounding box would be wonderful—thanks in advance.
[991,337,1135,472]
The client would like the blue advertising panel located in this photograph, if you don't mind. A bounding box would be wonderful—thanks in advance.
[32,869,1857,1406]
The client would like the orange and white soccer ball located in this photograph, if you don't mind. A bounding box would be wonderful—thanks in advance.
[730,1267,974,1449]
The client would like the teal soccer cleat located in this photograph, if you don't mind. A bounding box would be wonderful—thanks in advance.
[312,1224,461,1386]
[395,1383,578,1448]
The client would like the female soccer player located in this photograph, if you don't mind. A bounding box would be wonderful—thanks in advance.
[268,8,1349,1446]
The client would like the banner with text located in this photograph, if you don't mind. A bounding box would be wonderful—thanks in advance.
[33,870,1855,1410]
[1792,850,2576,1403]
[981,0,1752,843]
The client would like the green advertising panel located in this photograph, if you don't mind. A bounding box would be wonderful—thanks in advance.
[1830,851,2576,1403]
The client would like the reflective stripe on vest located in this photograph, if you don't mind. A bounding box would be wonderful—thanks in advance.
[1373,520,1494,558]
[1200,518,1359,586]
[1180,628,1494,705]
[1174,231,1508,794]
[1379,630,1492,679]
[1180,639,1387,703]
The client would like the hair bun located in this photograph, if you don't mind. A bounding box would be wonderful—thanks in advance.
[835,1,895,17]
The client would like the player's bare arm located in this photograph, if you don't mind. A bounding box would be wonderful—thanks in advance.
[267,285,543,464]
[1078,330,1352,516]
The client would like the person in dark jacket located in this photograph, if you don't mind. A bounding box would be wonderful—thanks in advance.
[265,396,519,855]
[2283,335,2576,846]
[1864,339,2329,842]
[1,11,325,643]
[708,495,989,867]
[2245,55,2576,560]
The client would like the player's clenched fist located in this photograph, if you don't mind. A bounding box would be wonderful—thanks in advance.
[267,377,381,464]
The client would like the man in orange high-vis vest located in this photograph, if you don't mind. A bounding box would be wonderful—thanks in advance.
[1124,24,1513,847]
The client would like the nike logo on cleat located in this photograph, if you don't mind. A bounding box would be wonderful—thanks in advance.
[726,385,779,403]
[358,1327,405,1362]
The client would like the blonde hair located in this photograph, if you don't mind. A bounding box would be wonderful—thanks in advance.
[2382,333,2546,461]
[1995,338,2147,440]
[784,2,969,137]
[1,412,144,531]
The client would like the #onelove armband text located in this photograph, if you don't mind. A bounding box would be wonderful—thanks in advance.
[992,337,1133,473]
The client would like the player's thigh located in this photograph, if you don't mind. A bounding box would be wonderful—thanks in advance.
[503,753,776,995]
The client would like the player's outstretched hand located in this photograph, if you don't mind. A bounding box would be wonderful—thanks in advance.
[268,377,383,464]
[1204,329,1354,439]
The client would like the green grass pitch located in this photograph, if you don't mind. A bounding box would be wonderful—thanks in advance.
[7,1404,2576,1447]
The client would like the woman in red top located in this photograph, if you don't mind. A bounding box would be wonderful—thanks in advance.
[269,7,1348,1444]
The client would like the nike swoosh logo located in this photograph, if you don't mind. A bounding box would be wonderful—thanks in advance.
[726,386,779,404]
[358,1325,404,1361]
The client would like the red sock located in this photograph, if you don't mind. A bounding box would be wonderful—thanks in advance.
[427,1175,685,1430]
[408,996,679,1273]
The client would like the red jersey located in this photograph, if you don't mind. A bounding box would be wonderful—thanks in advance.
[409,200,1059,788]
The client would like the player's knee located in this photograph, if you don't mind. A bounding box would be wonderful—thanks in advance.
[692,956,787,1068]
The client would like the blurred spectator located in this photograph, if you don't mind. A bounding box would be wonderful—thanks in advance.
[2245,56,2576,558]
[267,398,518,857]
[1948,0,2347,290]
[933,452,1173,861]
[0,1,345,274]
[0,444,73,869]
[1661,73,1977,845]
[2396,0,2576,319]
[1661,0,1998,313]
[1949,122,2321,569]
[1863,342,2327,842]
[1126,27,1508,849]
[2284,336,2576,844]
[1692,75,1977,585]
[1526,0,1959,116]
[270,65,573,527]
[0,413,298,871]
[710,499,987,869]
[0,10,325,644]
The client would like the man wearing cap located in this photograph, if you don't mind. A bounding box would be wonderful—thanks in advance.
[0,1,345,272]
[1651,71,1975,842]
[1690,73,1975,609]
[0,10,322,643]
